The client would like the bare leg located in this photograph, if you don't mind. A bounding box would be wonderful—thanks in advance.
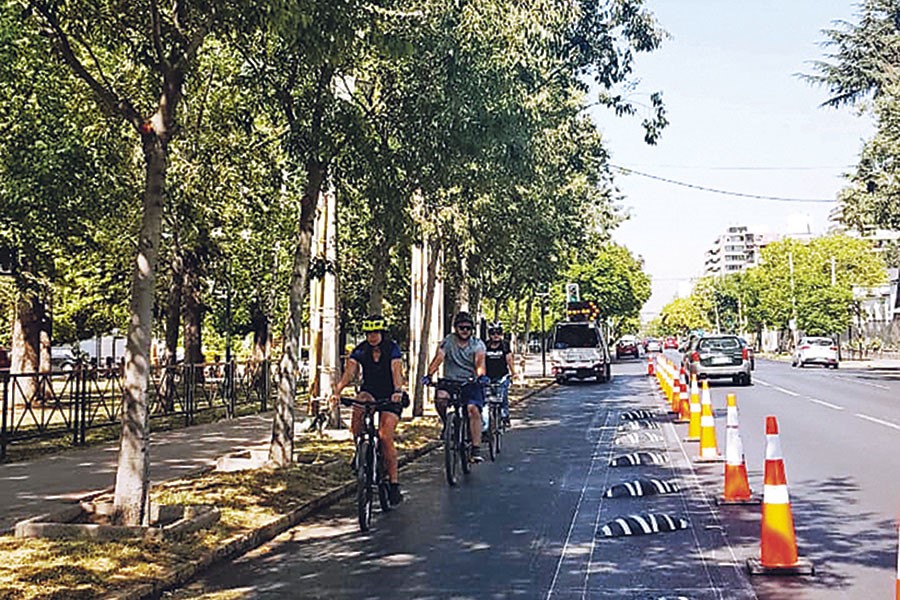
[378,412,400,483]
[434,391,449,421]
[468,404,482,447]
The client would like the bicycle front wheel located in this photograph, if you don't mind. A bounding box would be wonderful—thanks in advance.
[460,410,472,475]
[356,439,373,531]
[444,413,460,486]
[489,404,501,460]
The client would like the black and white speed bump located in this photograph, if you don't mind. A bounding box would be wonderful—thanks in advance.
[613,431,664,445]
[620,409,656,421]
[596,513,690,537]
[617,419,660,431]
[603,478,680,497]
[609,451,669,467]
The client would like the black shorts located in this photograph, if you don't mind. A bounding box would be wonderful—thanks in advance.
[355,393,404,418]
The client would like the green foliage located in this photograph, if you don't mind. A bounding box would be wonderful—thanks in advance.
[561,241,651,338]
[807,0,900,231]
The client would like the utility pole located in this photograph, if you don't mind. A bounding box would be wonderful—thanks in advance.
[788,251,798,349]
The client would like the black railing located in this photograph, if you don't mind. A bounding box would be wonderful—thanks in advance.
[0,359,282,460]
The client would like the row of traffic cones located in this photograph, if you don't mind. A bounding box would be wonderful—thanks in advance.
[649,354,814,576]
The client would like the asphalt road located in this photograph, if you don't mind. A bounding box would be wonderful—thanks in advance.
[167,360,758,600]
[698,354,900,600]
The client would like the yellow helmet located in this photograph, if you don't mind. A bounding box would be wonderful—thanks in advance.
[361,315,387,333]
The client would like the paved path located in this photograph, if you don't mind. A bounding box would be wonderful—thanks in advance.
[0,412,274,532]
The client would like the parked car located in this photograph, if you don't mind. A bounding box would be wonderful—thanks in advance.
[615,335,640,359]
[663,336,679,350]
[683,334,752,385]
[644,338,662,353]
[50,346,78,372]
[792,337,839,369]
[549,321,611,384]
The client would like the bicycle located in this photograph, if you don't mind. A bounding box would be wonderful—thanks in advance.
[339,396,397,532]
[485,375,510,461]
[431,379,481,486]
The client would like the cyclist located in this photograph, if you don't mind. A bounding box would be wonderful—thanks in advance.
[331,315,406,505]
[422,311,489,462]
[484,321,516,427]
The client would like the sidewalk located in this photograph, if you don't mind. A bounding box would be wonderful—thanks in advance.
[0,412,274,533]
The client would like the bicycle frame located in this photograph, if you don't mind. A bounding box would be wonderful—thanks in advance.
[434,379,477,485]
[340,397,393,531]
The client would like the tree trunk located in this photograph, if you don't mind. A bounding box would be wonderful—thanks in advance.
[11,293,40,405]
[368,250,388,315]
[182,249,204,372]
[162,252,183,410]
[269,161,323,467]
[113,138,166,526]
[413,236,440,417]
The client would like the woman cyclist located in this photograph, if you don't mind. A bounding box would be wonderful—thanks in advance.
[331,315,406,505]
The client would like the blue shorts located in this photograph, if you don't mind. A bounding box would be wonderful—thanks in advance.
[439,380,484,409]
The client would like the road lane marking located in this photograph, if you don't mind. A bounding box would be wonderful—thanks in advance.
[855,413,900,431]
[807,398,845,410]
[834,375,890,391]
[545,410,612,600]
[774,386,800,397]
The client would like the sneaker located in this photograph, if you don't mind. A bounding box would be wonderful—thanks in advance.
[389,483,403,505]
[470,446,484,463]
[502,416,511,428]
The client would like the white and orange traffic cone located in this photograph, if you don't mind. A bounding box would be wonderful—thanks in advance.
[695,382,722,462]
[747,416,814,575]
[676,375,696,424]
[685,378,703,441]
[718,394,760,505]
[647,355,655,377]
[895,525,899,600]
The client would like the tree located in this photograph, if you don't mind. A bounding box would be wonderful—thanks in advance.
[20,0,232,525]
[807,0,900,231]
[658,296,711,336]
[562,242,651,340]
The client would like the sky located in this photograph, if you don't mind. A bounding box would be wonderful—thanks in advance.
[590,1,875,320]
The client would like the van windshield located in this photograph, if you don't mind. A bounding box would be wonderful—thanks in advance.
[553,325,599,349]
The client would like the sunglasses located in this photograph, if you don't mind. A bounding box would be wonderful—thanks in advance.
[456,325,473,331]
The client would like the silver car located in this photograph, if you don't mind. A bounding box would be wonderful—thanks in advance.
[792,337,839,369]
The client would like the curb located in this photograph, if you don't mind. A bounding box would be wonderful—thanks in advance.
[103,380,555,600]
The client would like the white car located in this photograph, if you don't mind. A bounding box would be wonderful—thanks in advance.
[792,337,839,369]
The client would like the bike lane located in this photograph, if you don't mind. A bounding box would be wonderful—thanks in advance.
[166,369,757,599]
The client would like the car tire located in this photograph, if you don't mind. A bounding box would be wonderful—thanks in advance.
[831,363,839,369]
[743,373,752,386]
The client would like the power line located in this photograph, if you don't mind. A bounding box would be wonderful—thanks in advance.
[611,165,838,203]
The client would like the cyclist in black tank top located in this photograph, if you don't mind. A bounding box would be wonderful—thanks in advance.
[332,316,407,504]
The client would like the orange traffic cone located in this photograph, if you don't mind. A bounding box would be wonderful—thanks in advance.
[895,525,900,600]
[718,394,760,504]
[685,378,703,441]
[696,382,722,462]
[747,416,814,575]
[647,356,655,377]
[676,375,695,423]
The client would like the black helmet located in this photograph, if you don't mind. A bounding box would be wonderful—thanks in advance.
[453,311,474,327]
[487,321,503,335]
[361,315,387,333]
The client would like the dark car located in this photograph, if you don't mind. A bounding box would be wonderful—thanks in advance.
[615,335,640,359]
[683,334,752,386]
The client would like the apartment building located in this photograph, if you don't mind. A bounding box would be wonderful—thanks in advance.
[703,226,773,276]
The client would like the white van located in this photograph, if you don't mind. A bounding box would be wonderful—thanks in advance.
[549,321,611,383]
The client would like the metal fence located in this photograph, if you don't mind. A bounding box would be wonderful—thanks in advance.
[0,360,279,460]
